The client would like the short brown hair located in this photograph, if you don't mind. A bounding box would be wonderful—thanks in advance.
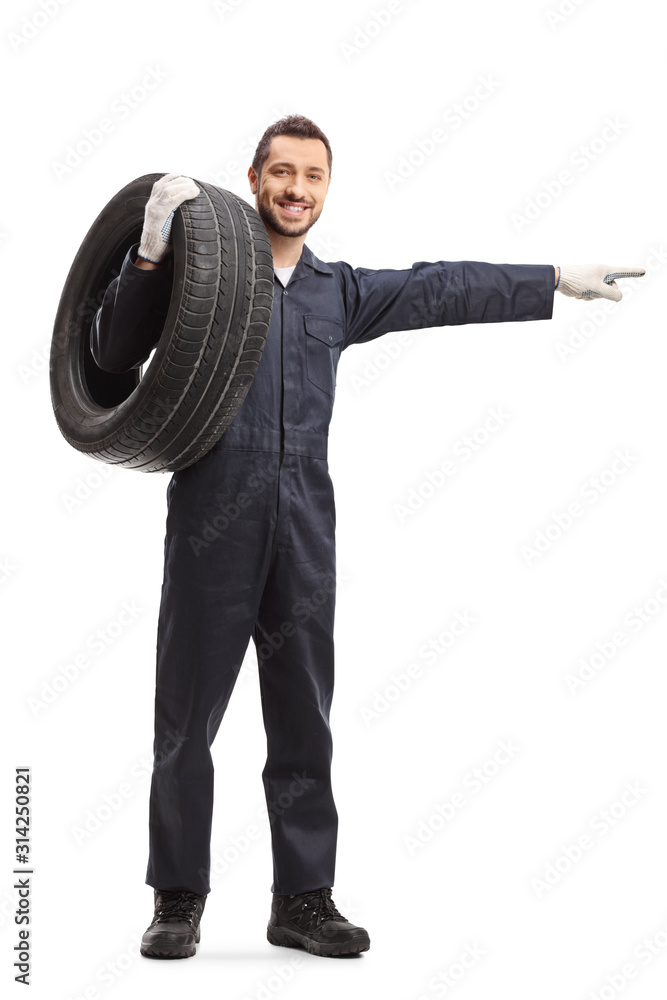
[251,114,332,180]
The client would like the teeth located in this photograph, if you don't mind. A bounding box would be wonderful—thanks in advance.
[281,203,305,213]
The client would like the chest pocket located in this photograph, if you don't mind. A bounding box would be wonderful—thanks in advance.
[304,315,344,396]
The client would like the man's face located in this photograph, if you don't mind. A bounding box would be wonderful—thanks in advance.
[249,135,331,239]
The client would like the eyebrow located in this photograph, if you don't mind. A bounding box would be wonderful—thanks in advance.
[269,161,326,174]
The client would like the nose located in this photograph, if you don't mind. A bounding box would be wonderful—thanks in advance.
[284,175,306,201]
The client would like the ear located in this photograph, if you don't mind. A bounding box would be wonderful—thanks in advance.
[248,166,258,195]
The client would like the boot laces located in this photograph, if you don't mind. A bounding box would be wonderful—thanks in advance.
[294,887,345,924]
[155,889,201,924]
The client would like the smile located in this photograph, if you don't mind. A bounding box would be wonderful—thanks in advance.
[278,201,309,216]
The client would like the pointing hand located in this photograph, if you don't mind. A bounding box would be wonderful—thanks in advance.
[556,264,645,302]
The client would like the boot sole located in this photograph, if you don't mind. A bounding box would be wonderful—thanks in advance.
[267,925,370,957]
[140,945,197,959]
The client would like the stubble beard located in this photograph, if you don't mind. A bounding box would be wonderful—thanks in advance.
[256,180,320,239]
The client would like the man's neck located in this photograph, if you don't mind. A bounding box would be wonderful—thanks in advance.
[269,232,307,269]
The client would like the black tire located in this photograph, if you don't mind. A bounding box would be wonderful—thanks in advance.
[49,173,273,473]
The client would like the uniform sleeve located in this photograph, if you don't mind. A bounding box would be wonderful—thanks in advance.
[339,259,555,350]
[90,242,173,373]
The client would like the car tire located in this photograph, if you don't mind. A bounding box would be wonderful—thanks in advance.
[49,172,273,473]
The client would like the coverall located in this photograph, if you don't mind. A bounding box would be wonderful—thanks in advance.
[91,239,555,897]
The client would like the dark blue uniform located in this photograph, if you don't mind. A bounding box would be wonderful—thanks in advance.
[92,239,554,896]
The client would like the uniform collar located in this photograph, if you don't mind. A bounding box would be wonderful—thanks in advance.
[299,242,334,274]
[272,242,334,287]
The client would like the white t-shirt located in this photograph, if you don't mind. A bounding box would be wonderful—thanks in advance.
[274,265,296,288]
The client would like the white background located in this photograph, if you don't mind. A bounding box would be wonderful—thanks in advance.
[2,0,666,998]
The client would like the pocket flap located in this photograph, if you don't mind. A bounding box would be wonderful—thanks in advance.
[304,315,344,347]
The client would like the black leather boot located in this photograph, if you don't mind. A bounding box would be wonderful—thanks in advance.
[140,888,206,959]
[267,887,370,957]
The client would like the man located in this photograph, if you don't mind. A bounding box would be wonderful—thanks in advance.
[91,114,644,960]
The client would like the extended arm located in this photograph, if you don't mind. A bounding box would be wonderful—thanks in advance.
[340,259,555,349]
[339,259,646,349]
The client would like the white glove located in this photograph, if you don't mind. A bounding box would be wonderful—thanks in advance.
[138,172,200,264]
[556,264,645,302]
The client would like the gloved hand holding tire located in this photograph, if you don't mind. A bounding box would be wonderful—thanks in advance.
[556,264,646,302]
[137,172,200,264]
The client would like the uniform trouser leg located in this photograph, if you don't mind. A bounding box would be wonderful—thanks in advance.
[145,450,281,896]
[145,449,339,897]
[253,454,338,894]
